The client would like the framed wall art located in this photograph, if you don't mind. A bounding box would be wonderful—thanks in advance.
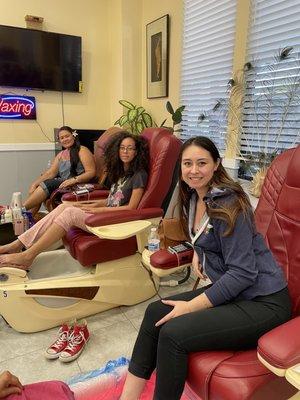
[146,14,169,98]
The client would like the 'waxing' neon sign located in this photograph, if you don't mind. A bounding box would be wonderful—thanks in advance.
[0,95,36,120]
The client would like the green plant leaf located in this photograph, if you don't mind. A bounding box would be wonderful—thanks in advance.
[136,121,144,134]
[166,101,174,115]
[160,118,167,127]
[119,100,135,109]
[172,110,183,124]
[114,118,120,126]
[119,115,128,126]
[136,106,145,116]
[128,109,138,122]
[142,113,153,127]
[176,105,185,114]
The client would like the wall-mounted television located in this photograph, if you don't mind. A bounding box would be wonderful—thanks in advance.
[0,25,82,92]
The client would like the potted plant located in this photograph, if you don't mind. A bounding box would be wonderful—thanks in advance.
[198,46,300,196]
[114,100,153,134]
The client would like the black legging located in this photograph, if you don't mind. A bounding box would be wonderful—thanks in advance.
[128,286,291,400]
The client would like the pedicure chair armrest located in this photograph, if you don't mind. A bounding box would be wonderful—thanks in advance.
[62,188,110,202]
[85,208,163,227]
[150,248,194,269]
[87,220,152,240]
[257,316,300,382]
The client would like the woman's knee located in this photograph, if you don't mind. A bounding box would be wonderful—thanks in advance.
[158,321,183,351]
[56,203,72,213]
[141,300,165,329]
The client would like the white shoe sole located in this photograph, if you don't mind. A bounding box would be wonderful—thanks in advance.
[45,351,61,360]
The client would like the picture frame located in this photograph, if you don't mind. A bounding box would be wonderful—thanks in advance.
[146,14,169,99]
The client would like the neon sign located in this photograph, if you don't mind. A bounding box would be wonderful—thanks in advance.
[0,95,36,120]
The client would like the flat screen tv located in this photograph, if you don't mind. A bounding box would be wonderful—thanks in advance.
[0,25,82,92]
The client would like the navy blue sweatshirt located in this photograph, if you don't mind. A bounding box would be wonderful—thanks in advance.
[189,188,287,306]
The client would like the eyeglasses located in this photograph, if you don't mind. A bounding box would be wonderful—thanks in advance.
[119,145,136,152]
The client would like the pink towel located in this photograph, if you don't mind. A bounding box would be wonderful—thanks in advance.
[5,380,74,400]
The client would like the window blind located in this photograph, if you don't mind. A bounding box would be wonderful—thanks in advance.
[241,0,300,156]
[180,0,237,151]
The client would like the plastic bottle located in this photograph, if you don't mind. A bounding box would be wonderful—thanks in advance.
[148,227,160,254]
[12,207,22,220]
[14,216,25,235]
[4,207,13,223]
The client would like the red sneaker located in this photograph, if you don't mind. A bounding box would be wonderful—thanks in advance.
[59,320,89,363]
[45,323,73,360]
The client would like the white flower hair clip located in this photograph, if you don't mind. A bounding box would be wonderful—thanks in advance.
[72,130,78,137]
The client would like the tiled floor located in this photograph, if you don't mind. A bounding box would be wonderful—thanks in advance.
[0,274,195,385]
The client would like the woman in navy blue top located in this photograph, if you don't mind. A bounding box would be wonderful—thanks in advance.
[121,136,291,400]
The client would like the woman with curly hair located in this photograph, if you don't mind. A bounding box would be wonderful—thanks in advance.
[23,126,96,215]
[0,131,149,270]
[120,136,291,400]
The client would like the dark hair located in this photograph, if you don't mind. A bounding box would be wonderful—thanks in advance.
[178,136,253,236]
[104,131,149,185]
[58,126,81,178]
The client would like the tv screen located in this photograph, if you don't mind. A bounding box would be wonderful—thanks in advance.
[0,25,82,92]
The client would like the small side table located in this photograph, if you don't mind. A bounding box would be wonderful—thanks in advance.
[0,223,17,245]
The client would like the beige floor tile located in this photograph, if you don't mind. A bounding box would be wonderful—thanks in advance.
[129,315,144,331]
[0,351,81,385]
[76,320,138,374]
[84,307,127,331]
[0,320,59,363]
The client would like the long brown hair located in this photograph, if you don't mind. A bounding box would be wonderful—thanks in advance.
[178,136,253,236]
[104,131,149,185]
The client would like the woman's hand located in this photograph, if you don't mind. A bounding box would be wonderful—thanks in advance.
[155,300,191,327]
[75,203,104,213]
[0,371,23,398]
[192,250,207,281]
[59,178,76,189]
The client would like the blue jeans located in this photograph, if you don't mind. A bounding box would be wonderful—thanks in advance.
[128,287,291,400]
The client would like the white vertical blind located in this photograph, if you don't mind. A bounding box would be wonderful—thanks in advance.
[241,0,300,156]
[180,0,237,151]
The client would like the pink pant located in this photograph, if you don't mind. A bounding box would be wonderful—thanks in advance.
[6,381,74,400]
[18,204,93,249]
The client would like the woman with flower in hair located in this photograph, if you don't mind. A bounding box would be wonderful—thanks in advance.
[23,126,96,215]
[121,136,291,400]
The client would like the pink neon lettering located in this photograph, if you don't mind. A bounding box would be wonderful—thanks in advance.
[0,98,34,117]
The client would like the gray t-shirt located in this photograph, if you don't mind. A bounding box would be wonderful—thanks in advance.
[106,169,148,207]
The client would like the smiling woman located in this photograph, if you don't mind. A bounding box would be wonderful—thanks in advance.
[22,126,96,216]
[120,136,291,400]
[181,144,219,195]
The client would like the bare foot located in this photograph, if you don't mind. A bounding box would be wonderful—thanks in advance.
[0,252,33,270]
[0,240,24,255]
